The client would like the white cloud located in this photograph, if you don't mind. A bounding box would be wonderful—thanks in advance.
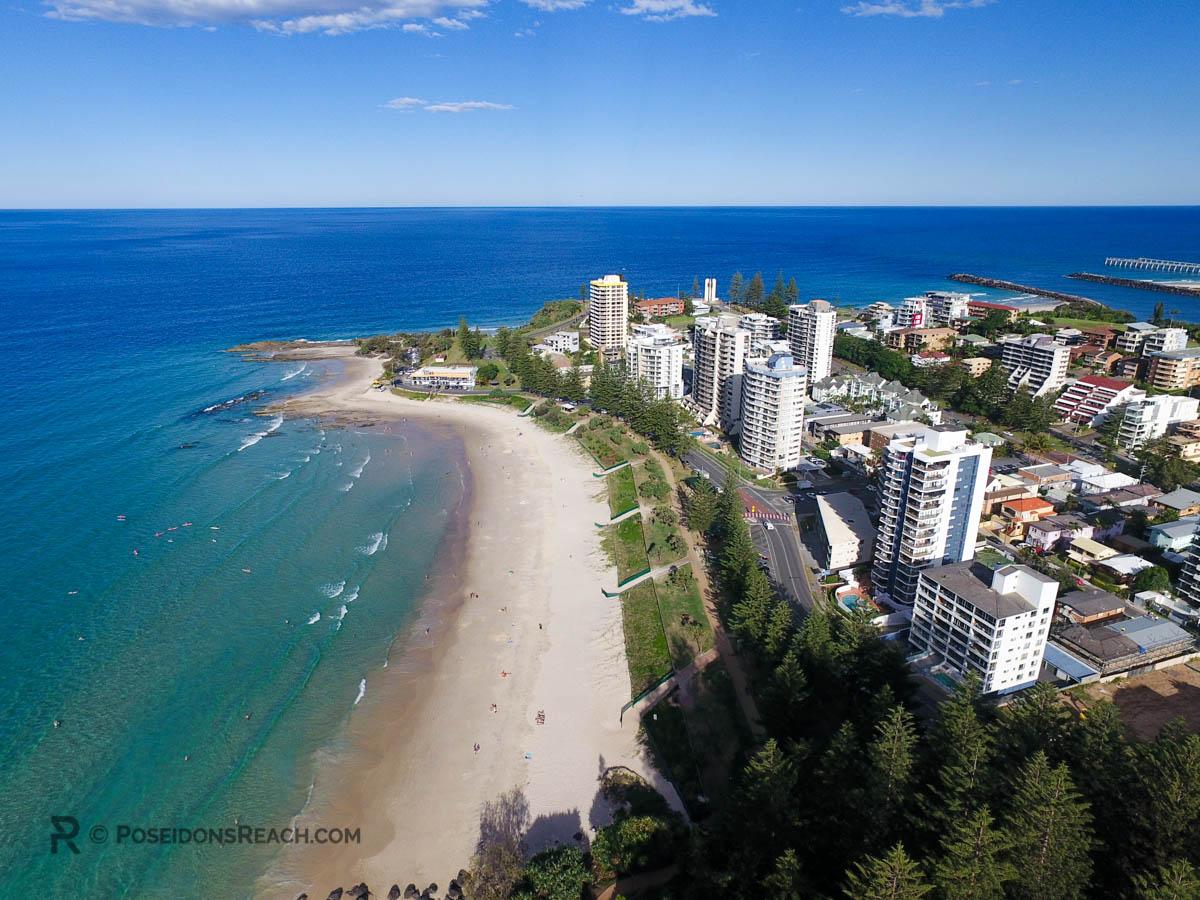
[841,0,993,18]
[619,0,715,19]
[423,100,514,112]
[514,26,536,36]
[44,0,488,35]
[384,97,514,112]
[519,0,587,9]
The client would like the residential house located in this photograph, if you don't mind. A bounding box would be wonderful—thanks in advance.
[1058,589,1125,625]
[1096,554,1156,584]
[1149,517,1198,553]
[1153,488,1200,518]
[1000,497,1056,537]
[912,350,952,368]
[1079,483,1163,511]
[1027,515,1093,554]
[1067,537,1119,567]
[984,472,1039,516]
[1053,613,1196,677]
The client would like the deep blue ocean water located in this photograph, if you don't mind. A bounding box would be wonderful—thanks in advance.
[0,206,1197,897]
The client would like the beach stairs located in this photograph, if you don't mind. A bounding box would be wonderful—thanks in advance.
[602,559,689,598]
[596,506,640,528]
[592,459,630,478]
[563,421,582,436]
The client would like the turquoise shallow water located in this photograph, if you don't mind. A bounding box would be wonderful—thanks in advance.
[0,350,465,897]
[1,206,1198,895]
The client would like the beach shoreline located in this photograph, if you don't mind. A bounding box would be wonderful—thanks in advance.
[259,349,682,897]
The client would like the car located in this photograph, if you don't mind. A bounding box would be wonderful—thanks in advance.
[765,522,776,531]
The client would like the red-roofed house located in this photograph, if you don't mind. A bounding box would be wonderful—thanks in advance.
[1000,497,1056,538]
[1053,375,1145,426]
[635,297,685,319]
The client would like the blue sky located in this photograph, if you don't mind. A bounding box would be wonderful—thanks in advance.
[1,0,1198,206]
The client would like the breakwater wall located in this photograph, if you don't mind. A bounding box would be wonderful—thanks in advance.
[947,274,1099,306]
[1068,272,1200,297]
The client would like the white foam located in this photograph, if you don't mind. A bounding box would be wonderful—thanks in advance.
[354,677,366,706]
[274,471,291,480]
[238,433,264,452]
[320,580,346,599]
[348,453,371,480]
[338,481,354,493]
[343,586,360,604]
[281,364,307,382]
[266,415,284,434]
[306,612,321,625]
[333,604,349,632]
[357,532,387,556]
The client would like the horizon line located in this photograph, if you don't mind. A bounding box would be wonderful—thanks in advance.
[4,203,1200,212]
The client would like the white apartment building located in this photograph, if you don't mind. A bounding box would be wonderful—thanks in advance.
[925,291,971,326]
[999,334,1072,397]
[739,312,781,343]
[536,330,580,355]
[816,491,876,570]
[895,296,929,329]
[692,315,751,430]
[627,323,685,400]
[872,430,991,607]
[1144,328,1188,355]
[911,562,1058,694]
[1117,394,1200,450]
[787,299,837,384]
[1115,322,1185,356]
[738,352,807,472]
[1052,375,1145,425]
[587,274,629,362]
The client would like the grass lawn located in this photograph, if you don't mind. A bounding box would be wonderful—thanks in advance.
[619,581,673,697]
[655,570,714,669]
[607,465,639,518]
[664,314,697,329]
[639,697,707,819]
[392,387,431,401]
[457,393,531,411]
[975,547,1012,570]
[643,512,684,568]
[1040,316,1129,333]
[603,515,651,583]
[579,424,644,469]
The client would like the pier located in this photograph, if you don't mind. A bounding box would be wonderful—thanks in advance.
[1068,272,1200,297]
[1105,256,1200,275]
[947,274,1099,306]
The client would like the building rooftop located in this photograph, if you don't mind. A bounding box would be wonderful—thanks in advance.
[1028,514,1090,534]
[815,492,875,548]
[1059,588,1124,619]
[1107,616,1194,652]
[920,561,1052,619]
[1155,487,1200,511]
[1074,374,1135,391]
[1003,497,1055,514]
[1097,554,1155,577]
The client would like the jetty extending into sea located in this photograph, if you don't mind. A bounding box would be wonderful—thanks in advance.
[1105,256,1200,274]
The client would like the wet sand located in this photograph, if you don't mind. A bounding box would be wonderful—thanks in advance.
[260,353,682,897]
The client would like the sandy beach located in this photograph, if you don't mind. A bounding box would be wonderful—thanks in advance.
[261,351,682,897]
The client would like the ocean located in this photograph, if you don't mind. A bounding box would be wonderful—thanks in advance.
[0,206,1197,897]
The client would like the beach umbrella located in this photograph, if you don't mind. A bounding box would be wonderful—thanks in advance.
[387,886,401,900]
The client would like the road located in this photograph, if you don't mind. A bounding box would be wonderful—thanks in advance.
[684,450,820,612]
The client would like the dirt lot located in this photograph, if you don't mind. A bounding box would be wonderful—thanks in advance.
[1077,661,1200,740]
